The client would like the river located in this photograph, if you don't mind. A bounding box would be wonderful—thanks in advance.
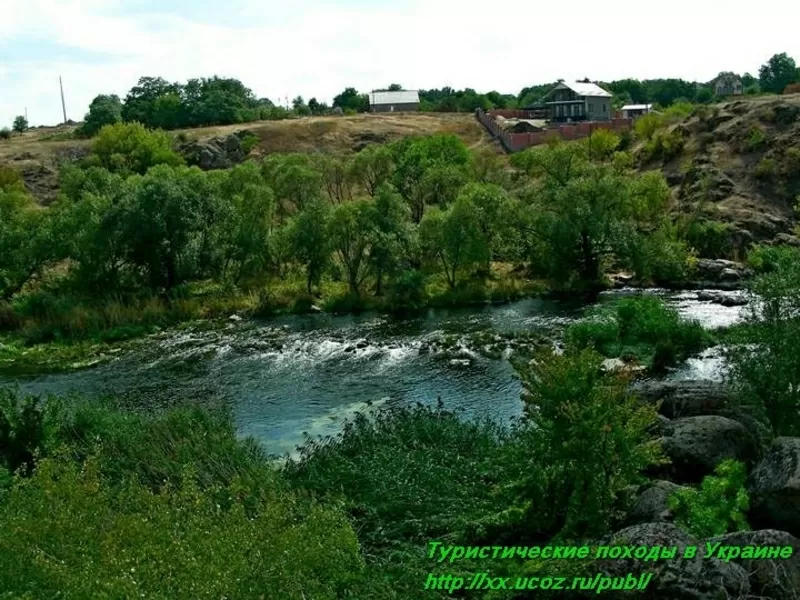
[0,289,748,457]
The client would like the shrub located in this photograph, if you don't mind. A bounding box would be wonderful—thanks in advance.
[89,122,184,175]
[746,126,767,151]
[643,128,684,161]
[0,390,62,475]
[323,293,364,315]
[0,128,10,140]
[782,147,800,176]
[0,454,363,599]
[240,133,259,154]
[634,113,665,141]
[386,269,428,314]
[754,157,776,179]
[565,295,707,371]
[728,247,800,436]
[285,403,531,597]
[684,219,735,259]
[515,348,664,538]
[669,459,750,537]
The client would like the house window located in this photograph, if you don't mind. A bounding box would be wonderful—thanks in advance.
[588,103,594,114]
[602,104,606,113]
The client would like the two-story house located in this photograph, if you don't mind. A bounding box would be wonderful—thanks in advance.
[540,81,614,122]
[711,73,743,97]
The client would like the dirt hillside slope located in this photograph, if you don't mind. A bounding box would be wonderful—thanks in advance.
[0,113,494,204]
[637,94,800,247]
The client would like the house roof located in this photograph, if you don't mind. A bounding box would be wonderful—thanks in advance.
[548,81,612,98]
[369,90,420,105]
[621,104,653,110]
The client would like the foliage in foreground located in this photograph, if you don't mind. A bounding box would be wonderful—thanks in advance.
[516,348,665,539]
[0,395,364,599]
[565,295,707,371]
[728,246,800,437]
[0,455,362,599]
[669,459,750,538]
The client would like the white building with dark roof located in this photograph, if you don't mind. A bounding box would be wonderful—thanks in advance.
[369,90,420,113]
[621,104,654,119]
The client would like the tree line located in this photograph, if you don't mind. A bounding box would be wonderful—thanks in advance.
[5,51,795,139]
[0,122,694,338]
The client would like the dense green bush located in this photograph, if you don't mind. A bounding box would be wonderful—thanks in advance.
[0,390,62,474]
[515,348,664,538]
[729,246,800,436]
[0,454,363,599]
[85,122,184,175]
[684,219,735,259]
[285,403,532,598]
[386,269,428,314]
[565,295,707,371]
[669,459,750,537]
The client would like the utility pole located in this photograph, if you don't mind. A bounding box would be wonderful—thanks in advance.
[59,76,67,123]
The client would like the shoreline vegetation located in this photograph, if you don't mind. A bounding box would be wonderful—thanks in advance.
[0,117,703,373]
[2,247,800,597]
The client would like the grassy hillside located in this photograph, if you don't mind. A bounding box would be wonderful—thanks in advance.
[0,113,495,204]
[636,93,800,250]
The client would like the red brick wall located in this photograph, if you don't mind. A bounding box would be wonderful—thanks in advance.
[476,109,632,152]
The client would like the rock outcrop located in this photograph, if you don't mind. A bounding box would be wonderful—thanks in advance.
[749,437,800,537]
[634,380,732,419]
[179,130,256,170]
[709,529,800,599]
[626,480,685,526]
[660,415,758,483]
[595,523,750,599]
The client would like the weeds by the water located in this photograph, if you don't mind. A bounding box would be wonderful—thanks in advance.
[565,295,708,371]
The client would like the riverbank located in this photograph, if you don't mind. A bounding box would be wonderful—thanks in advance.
[0,269,549,375]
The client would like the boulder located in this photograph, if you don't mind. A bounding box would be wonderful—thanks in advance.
[661,416,758,483]
[694,259,749,283]
[626,480,685,526]
[179,130,255,170]
[634,380,731,419]
[749,438,800,537]
[596,523,750,599]
[775,233,800,247]
[709,529,800,599]
[696,290,748,306]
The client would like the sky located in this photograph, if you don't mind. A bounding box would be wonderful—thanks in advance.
[1,0,799,127]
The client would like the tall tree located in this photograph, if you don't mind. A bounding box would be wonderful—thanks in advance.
[759,52,799,94]
[77,95,123,137]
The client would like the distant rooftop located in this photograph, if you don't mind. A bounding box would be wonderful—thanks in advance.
[621,104,653,110]
[369,90,420,105]
[548,81,613,98]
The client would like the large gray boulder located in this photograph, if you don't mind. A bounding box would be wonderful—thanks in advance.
[661,416,758,483]
[179,130,255,170]
[596,523,750,599]
[626,480,686,526]
[709,530,800,599]
[749,438,800,537]
[634,380,731,419]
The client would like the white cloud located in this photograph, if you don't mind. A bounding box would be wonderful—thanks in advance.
[2,0,799,126]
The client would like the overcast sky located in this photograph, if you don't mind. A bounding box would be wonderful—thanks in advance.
[2,0,799,126]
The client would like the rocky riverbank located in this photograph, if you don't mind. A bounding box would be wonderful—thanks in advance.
[591,379,800,598]
[611,259,753,292]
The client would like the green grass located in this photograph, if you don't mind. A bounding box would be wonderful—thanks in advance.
[565,295,709,371]
[0,394,363,599]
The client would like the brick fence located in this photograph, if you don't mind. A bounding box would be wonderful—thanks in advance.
[475,108,632,153]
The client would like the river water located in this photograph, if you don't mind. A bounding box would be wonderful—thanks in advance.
[0,289,747,457]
